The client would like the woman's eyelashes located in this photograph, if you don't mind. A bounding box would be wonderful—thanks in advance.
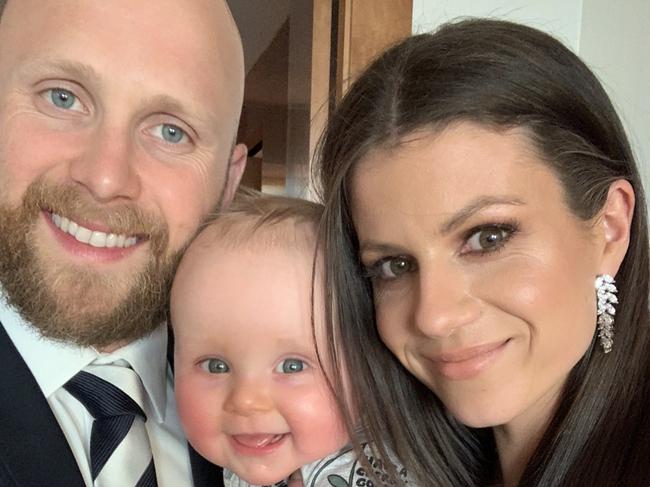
[365,255,417,281]
[459,222,519,256]
[363,221,520,281]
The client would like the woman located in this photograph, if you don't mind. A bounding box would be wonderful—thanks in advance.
[315,19,650,486]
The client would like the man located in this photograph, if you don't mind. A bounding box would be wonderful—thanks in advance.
[0,0,247,486]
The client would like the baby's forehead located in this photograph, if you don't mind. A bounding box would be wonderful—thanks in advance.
[175,218,324,287]
[170,219,329,340]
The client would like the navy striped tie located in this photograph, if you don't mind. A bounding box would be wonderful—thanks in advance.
[64,367,158,487]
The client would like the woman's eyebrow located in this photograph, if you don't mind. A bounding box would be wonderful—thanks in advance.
[358,196,524,255]
[440,196,525,234]
[358,241,410,256]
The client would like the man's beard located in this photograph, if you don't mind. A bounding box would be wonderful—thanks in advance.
[0,179,184,349]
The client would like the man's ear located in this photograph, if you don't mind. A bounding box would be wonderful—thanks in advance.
[221,143,248,209]
[597,179,635,277]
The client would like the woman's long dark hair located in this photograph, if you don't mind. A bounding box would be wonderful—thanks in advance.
[314,19,650,486]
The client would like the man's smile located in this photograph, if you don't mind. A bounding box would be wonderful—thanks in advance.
[49,211,140,249]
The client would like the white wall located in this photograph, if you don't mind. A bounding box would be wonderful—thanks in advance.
[579,0,650,199]
[413,0,650,207]
[412,0,583,50]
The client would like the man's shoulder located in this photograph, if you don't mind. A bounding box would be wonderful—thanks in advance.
[0,321,86,487]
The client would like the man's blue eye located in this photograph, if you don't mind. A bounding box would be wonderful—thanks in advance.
[161,124,186,143]
[277,358,306,374]
[201,358,229,374]
[49,88,77,110]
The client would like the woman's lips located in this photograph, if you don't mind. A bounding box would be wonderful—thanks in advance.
[428,339,511,380]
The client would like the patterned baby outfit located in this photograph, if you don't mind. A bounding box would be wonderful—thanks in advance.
[223,443,409,487]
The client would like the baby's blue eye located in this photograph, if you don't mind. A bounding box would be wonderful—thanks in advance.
[276,358,306,374]
[48,88,77,110]
[160,123,186,144]
[201,358,230,374]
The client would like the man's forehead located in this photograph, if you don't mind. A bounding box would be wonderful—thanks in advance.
[0,0,243,70]
[0,0,243,81]
[0,0,244,138]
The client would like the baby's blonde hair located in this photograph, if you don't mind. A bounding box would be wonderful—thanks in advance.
[199,187,323,252]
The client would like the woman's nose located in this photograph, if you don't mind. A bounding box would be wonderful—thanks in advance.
[412,264,482,338]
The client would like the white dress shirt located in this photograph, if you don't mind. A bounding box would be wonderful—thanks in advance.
[0,297,193,487]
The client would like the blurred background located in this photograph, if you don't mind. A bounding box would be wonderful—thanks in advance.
[228,0,649,206]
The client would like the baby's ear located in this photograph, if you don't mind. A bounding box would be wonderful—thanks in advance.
[596,179,635,276]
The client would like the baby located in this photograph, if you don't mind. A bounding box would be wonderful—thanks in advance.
[171,191,393,486]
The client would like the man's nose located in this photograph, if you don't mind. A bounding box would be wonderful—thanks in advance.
[223,377,274,417]
[412,263,482,338]
[68,124,141,203]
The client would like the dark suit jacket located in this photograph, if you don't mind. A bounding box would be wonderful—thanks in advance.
[0,322,223,487]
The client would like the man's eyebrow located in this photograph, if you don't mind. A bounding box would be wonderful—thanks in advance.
[21,58,101,84]
[440,196,525,234]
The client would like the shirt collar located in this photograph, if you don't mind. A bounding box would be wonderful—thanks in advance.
[0,294,169,422]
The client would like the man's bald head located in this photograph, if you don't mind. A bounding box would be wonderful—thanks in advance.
[0,0,247,348]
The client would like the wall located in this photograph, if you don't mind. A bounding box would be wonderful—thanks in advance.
[412,0,582,50]
[579,0,650,197]
[413,0,650,207]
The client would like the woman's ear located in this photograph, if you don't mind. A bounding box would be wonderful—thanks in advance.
[597,179,635,277]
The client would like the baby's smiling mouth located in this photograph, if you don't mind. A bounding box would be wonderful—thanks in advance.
[231,433,287,449]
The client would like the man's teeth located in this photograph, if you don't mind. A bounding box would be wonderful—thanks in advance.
[51,213,137,248]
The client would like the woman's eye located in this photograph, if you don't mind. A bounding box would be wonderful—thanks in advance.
[43,88,84,112]
[200,358,230,374]
[276,358,307,374]
[152,123,190,144]
[370,256,416,281]
[463,225,514,253]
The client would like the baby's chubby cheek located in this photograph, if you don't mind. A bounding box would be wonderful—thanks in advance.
[174,373,225,464]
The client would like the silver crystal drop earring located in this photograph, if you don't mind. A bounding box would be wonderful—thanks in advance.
[595,274,618,353]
